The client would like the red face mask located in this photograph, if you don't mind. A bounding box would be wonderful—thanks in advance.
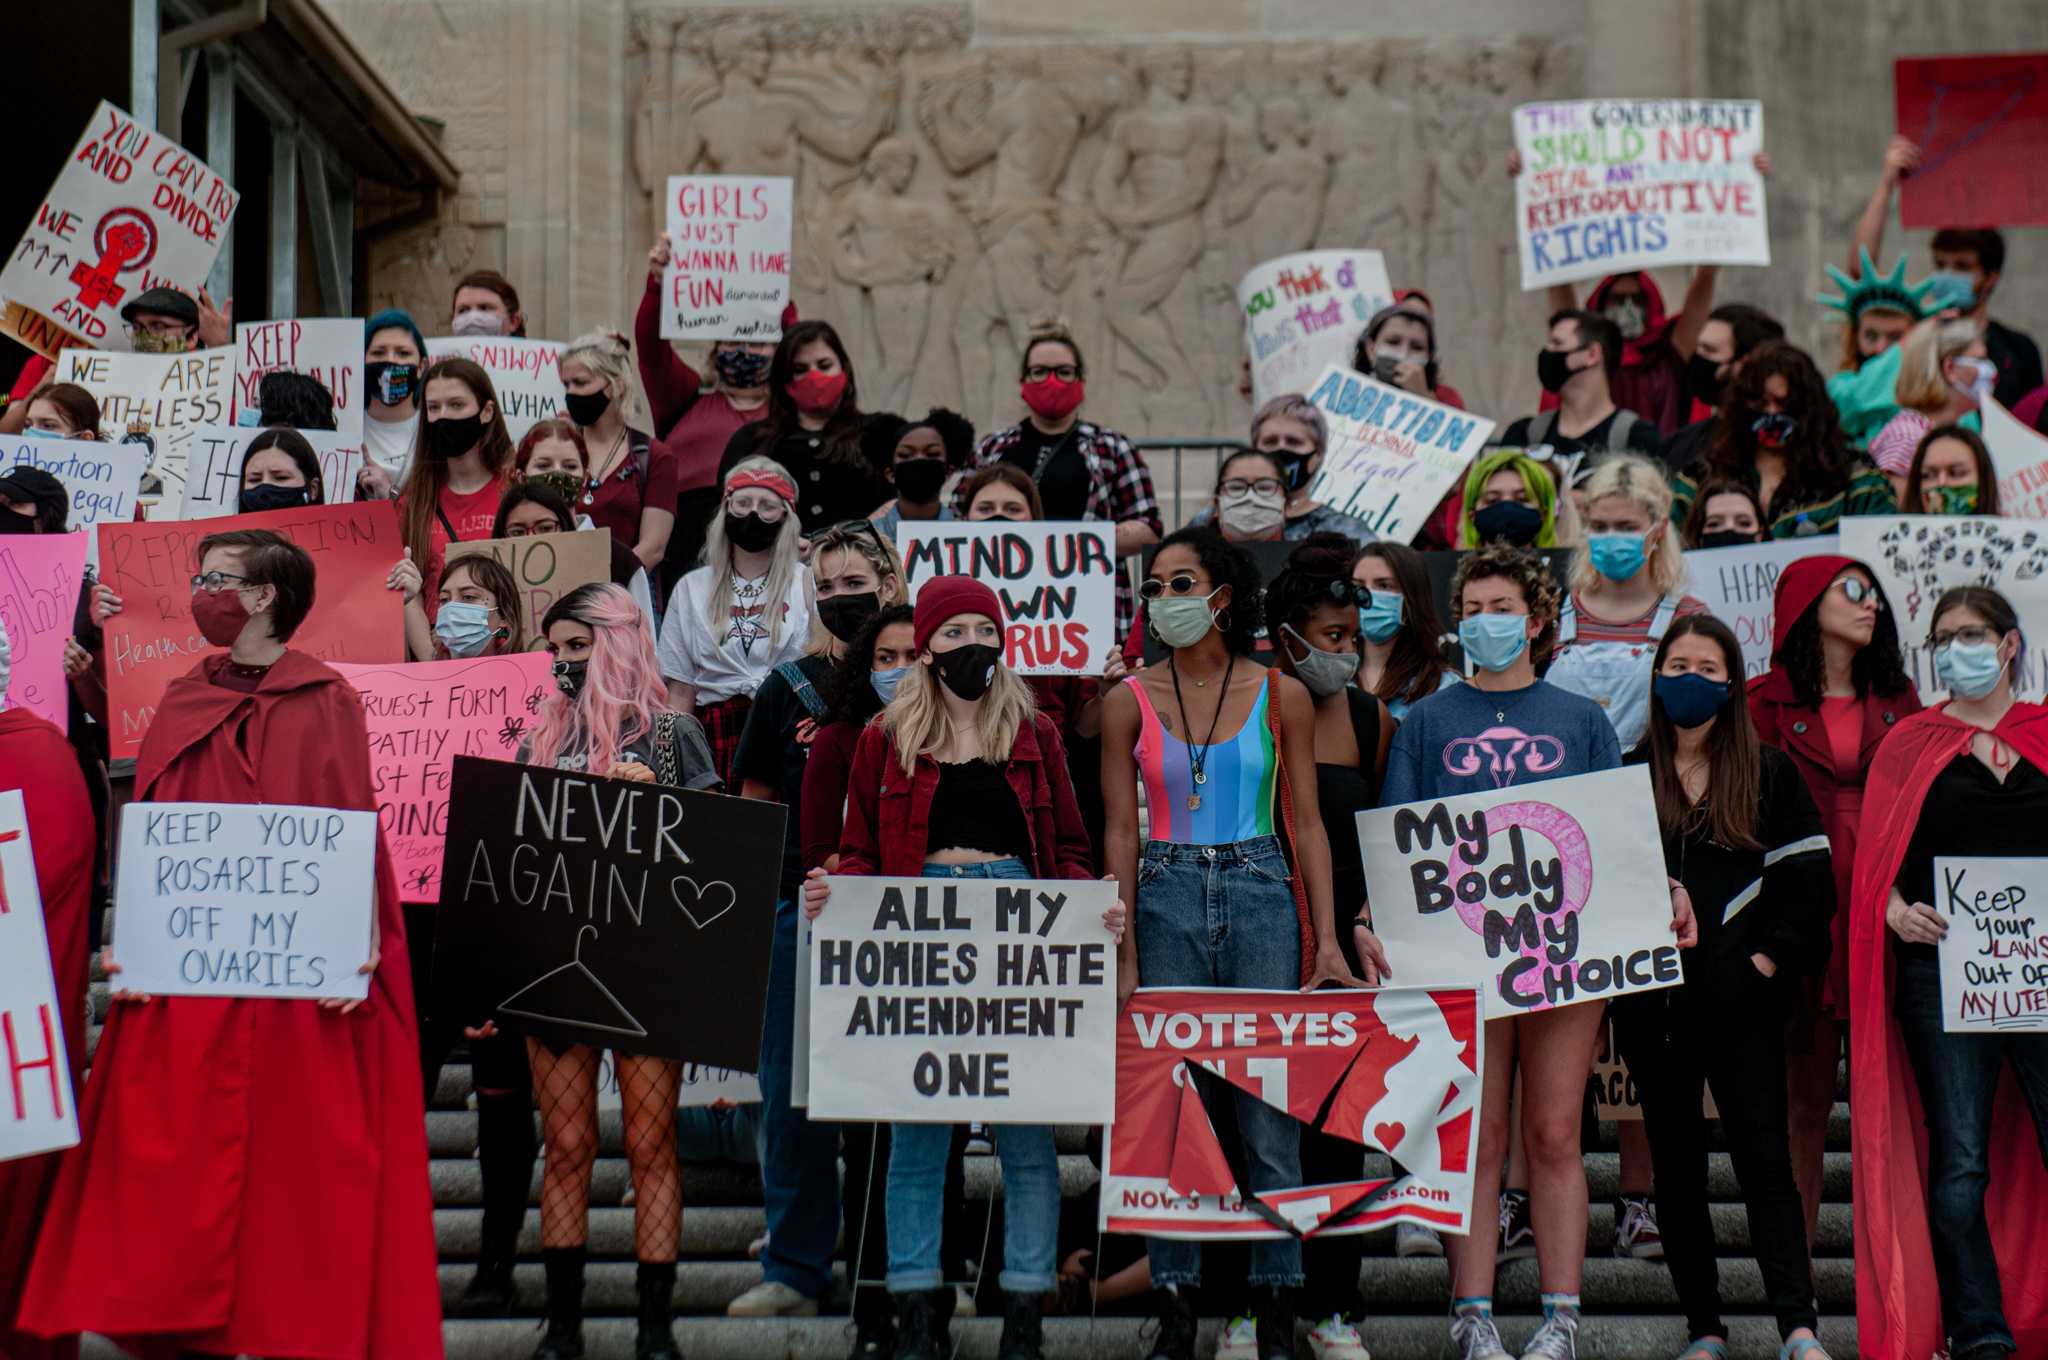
[1021,375,1085,422]
[191,587,255,647]
[787,368,848,416]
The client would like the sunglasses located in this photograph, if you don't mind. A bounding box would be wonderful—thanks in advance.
[1832,578,1887,611]
[1141,572,1212,600]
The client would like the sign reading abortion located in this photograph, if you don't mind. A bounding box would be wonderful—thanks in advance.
[1304,365,1495,544]
[0,791,80,1163]
[1359,766,1681,1018]
[0,436,148,565]
[896,521,1119,676]
[1513,99,1769,290]
[1239,250,1393,407]
[1934,857,2048,1033]
[661,175,793,341]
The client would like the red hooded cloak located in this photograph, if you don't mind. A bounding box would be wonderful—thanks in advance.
[1537,271,1687,434]
[17,651,442,1359]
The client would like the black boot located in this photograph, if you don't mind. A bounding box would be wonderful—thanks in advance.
[1146,1285,1197,1360]
[1254,1285,1298,1360]
[636,1260,681,1359]
[848,1287,897,1359]
[533,1246,586,1360]
[462,1090,536,1314]
[892,1289,952,1360]
[996,1291,1045,1360]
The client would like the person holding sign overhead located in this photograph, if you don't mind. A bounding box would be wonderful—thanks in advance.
[398,356,516,610]
[19,529,441,1359]
[803,575,1119,1360]
[1849,585,2048,1360]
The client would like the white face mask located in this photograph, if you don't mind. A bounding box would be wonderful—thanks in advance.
[1948,355,1997,404]
[452,308,507,337]
[1217,487,1285,538]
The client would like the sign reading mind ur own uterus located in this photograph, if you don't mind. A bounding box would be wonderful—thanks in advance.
[661,175,793,342]
[1239,250,1392,407]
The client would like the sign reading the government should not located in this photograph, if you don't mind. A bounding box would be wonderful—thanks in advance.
[1305,365,1494,544]
[1684,536,1839,678]
[112,802,377,1001]
[1934,857,2048,1033]
[1513,99,1768,290]
[425,336,564,441]
[59,346,235,518]
[1239,250,1393,407]
[661,175,793,342]
[808,875,1118,1123]
[1359,766,1681,1018]
[896,520,1119,676]
[0,791,80,1163]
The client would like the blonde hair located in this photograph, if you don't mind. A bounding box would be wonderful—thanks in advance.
[804,521,907,655]
[882,650,1038,777]
[703,455,806,650]
[1569,454,1686,596]
[560,328,651,431]
[1892,317,1983,415]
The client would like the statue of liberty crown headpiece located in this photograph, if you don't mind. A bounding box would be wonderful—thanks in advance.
[1818,247,1938,322]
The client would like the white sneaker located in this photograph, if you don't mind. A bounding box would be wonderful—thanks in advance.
[1520,1311,1580,1360]
[1307,1314,1372,1359]
[725,1279,818,1317]
[1216,1315,1261,1360]
[1451,1311,1513,1360]
[1395,1222,1445,1258]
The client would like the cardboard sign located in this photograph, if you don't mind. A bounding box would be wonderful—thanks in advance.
[425,337,564,441]
[445,529,613,640]
[181,425,367,520]
[1933,857,2048,1032]
[1684,536,1841,678]
[0,531,88,732]
[1896,55,2048,229]
[0,435,149,566]
[1304,365,1495,544]
[0,102,238,350]
[0,790,81,1163]
[1840,516,2048,699]
[1513,99,1768,290]
[331,653,554,903]
[1101,987,1483,1240]
[437,757,784,1067]
[661,175,794,341]
[231,318,364,438]
[0,301,86,361]
[1239,250,1393,407]
[58,346,235,518]
[1359,766,1682,1018]
[97,500,407,762]
[112,802,377,1000]
[895,521,1118,676]
[808,875,1118,1123]
[1980,397,2048,520]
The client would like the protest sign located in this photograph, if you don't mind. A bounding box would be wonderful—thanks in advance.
[807,875,1117,1123]
[437,756,784,1067]
[1101,987,1483,1240]
[1934,857,2048,1033]
[112,802,377,1000]
[1359,766,1681,1018]
[446,529,613,640]
[1512,99,1768,290]
[98,500,406,762]
[791,914,814,1106]
[896,520,1118,675]
[0,301,86,361]
[1895,55,2048,229]
[661,175,794,342]
[1239,250,1393,407]
[1980,397,2048,520]
[1840,515,2048,699]
[0,531,88,732]
[331,652,554,903]
[182,425,367,520]
[231,318,364,437]
[1304,365,1495,544]
[0,436,148,568]
[58,346,235,518]
[1684,536,1840,677]
[0,102,238,350]
[426,336,564,441]
[597,1054,762,1113]
[0,792,80,1162]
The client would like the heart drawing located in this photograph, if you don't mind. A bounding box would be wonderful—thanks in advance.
[669,876,737,930]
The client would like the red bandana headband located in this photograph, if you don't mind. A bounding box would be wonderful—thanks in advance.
[725,469,796,504]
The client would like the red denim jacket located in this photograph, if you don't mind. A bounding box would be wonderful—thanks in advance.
[838,712,1094,880]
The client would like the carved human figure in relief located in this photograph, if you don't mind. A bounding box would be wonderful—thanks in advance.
[1320,42,1414,284]
[827,136,966,411]
[1222,95,1330,266]
[668,26,899,180]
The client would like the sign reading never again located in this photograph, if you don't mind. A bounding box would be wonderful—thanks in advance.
[436,756,784,1068]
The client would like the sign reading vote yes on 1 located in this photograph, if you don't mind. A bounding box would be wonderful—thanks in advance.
[1934,858,2048,1033]
[1513,99,1768,291]
[1684,536,1839,678]
[808,876,1119,1123]
[1238,250,1392,408]
[896,521,1119,676]
[113,802,378,1001]
[0,791,80,1163]
[1304,364,1495,545]
[1359,766,1682,1019]
[662,176,793,341]
[425,337,564,442]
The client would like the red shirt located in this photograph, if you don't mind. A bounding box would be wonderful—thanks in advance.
[582,431,679,549]
[424,476,510,607]
[634,277,767,495]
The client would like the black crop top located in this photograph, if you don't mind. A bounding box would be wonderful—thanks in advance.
[926,759,1033,860]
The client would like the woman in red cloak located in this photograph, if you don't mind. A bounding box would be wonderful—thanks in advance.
[16,528,442,1359]
[1849,584,2048,1360]
[0,619,95,1360]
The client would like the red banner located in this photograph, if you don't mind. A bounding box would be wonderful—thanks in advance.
[98,501,406,762]
[1101,987,1483,1240]
[1896,54,2048,228]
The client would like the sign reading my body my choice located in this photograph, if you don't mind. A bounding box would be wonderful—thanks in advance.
[1934,857,2048,1033]
[896,521,1119,676]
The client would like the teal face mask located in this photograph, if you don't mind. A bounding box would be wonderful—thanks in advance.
[1358,590,1405,643]
[1458,612,1530,672]
[1150,590,1222,649]
[1587,531,1647,582]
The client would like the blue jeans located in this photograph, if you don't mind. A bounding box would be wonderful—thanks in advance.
[885,859,1062,1296]
[676,1102,762,1166]
[1894,956,2048,1352]
[1134,836,1304,1290]
[758,897,841,1298]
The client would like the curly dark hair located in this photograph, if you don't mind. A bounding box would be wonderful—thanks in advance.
[1776,572,1913,707]
[1263,532,1360,637]
[1151,525,1264,656]
[1450,542,1561,666]
[1354,540,1453,709]
[823,603,917,725]
[1699,342,1851,518]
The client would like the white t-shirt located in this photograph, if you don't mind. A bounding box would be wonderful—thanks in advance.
[363,409,416,485]
[655,565,810,704]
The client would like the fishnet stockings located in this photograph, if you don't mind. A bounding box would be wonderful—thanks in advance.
[617,1053,683,1262]
[528,1039,682,1260]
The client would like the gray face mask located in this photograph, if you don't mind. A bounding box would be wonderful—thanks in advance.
[1283,624,1360,698]
[1605,297,1647,340]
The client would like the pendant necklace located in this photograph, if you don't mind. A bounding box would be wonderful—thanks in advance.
[585,428,628,507]
[1170,651,1236,812]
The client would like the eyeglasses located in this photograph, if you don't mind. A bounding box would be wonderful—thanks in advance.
[1832,578,1887,610]
[191,571,251,594]
[126,318,192,338]
[1218,477,1285,499]
[1024,365,1080,383]
[1140,572,1210,600]
[1929,624,2000,650]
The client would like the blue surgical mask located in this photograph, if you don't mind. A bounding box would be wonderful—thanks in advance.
[1458,612,1530,673]
[22,426,64,440]
[1358,590,1405,643]
[1935,639,2005,700]
[434,600,501,658]
[1925,270,1978,313]
[1588,531,1647,582]
[870,664,908,705]
[1653,671,1729,729]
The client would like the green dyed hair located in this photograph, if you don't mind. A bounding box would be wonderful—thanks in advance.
[1458,447,1562,549]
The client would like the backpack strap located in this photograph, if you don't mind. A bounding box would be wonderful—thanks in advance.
[1525,409,1556,448]
[1557,593,1580,646]
[1607,409,1639,453]
[775,660,828,720]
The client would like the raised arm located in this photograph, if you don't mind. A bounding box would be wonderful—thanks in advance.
[1669,265,1719,360]
[1848,136,1921,275]
[635,236,702,439]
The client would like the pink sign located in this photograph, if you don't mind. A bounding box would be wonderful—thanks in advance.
[0,531,89,733]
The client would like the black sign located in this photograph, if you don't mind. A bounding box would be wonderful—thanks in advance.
[435,756,785,1069]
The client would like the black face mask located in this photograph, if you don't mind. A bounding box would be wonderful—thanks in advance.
[1536,346,1582,394]
[1698,528,1758,550]
[0,508,36,535]
[425,413,485,461]
[552,657,588,697]
[818,590,881,644]
[366,360,417,406]
[1471,500,1544,547]
[1747,410,1798,449]
[564,389,612,427]
[892,457,949,505]
[724,510,782,553]
[1684,352,1727,409]
[239,483,314,515]
[930,642,1001,702]
[1272,451,1315,493]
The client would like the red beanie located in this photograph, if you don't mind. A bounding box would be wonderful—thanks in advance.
[913,576,1005,655]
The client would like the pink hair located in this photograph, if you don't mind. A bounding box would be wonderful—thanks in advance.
[525,583,668,774]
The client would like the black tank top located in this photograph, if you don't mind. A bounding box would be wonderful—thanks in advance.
[926,759,1033,860]
[1315,689,1382,922]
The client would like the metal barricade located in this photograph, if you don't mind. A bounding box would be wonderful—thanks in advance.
[1133,437,1249,532]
